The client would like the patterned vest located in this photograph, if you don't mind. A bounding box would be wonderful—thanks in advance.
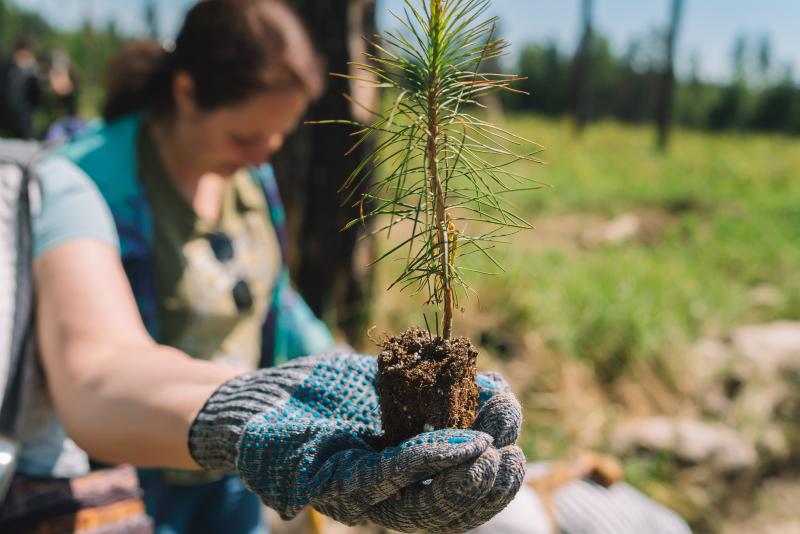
[57,114,332,367]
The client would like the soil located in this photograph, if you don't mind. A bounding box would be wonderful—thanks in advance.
[377,327,479,446]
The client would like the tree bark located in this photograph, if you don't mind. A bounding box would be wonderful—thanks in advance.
[655,0,685,150]
[274,0,377,345]
[571,0,593,134]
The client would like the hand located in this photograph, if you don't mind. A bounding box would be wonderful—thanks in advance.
[189,354,525,533]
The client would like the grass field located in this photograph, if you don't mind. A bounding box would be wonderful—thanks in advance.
[373,114,800,378]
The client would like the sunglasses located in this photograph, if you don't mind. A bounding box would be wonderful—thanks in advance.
[206,231,254,312]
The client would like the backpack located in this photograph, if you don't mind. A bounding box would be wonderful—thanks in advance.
[0,138,39,500]
[0,140,153,531]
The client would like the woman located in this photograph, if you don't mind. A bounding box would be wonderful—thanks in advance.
[0,1,525,533]
[64,1,333,531]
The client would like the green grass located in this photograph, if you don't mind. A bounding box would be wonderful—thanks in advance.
[373,114,800,380]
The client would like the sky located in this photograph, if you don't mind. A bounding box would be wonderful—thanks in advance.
[10,0,800,83]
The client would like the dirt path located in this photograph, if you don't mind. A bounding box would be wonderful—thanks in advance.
[721,477,800,534]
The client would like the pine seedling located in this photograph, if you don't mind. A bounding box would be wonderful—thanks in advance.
[316,0,544,444]
[318,0,543,339]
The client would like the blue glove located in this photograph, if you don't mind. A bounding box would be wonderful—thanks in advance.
[189,353,525,533]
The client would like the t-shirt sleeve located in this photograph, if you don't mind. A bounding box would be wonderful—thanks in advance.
[32,156,120,258]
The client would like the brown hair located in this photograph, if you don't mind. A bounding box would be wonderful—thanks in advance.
[102,0,324,122]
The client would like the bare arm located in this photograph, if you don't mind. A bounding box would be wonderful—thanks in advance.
[35,239,242,469]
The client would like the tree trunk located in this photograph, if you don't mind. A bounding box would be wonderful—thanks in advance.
[571,0,593,134]
[274,0,378,345]
[0,1,6,52]
[655,0,685,150]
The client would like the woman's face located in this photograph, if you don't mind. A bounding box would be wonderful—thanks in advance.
[175,81,310,177]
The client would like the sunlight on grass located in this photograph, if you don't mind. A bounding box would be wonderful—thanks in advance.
[372,114,800,378]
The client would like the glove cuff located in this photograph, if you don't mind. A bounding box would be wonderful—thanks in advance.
[188,359,322,472]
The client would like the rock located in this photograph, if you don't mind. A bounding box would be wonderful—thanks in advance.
[686,339,734,380]
[593,213,641,245]
[756,424,790,463]
[580,209,674,247]
[720,323,800,460]
[682,339,738,417]
[731,322,800,375]
[720,477,800,534]
[579,213,641,247]
[612,417,758,474]
[682,326,800,460]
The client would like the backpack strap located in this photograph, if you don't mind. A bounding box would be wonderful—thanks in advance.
[0,141,39,434]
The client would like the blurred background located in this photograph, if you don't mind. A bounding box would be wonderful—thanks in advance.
[1,1,798,532]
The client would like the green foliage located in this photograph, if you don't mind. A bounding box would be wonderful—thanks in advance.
[58,24,127,116]
[0,0,127,126]
[506,32,800,136]
[144,1,160,41]
[525,118,799,374]
[0,1,54,53]
[326,0,542,337]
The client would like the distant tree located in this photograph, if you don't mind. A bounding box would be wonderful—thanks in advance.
[512,41,570,115]
[144,1,159,42]
[782,62,794,84]
[655,0,684,150]
[0,0,6,52]
[571,0,593,133]
[732,34,747,82]
[757,34,772,82]
[750,81,798,132]
[708,85,745,131]
[674,51,712,129]
[615,37,655,123]
[688,51,701,85]
[709,35,751,131]
[589,36,621,120]
[107,19,118,40]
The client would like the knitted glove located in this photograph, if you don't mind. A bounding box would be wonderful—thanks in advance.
[189,353,525,534]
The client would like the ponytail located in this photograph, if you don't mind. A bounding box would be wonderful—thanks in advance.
[102,40,173,122]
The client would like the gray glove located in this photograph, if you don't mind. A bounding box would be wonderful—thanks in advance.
[189,353,525,533]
